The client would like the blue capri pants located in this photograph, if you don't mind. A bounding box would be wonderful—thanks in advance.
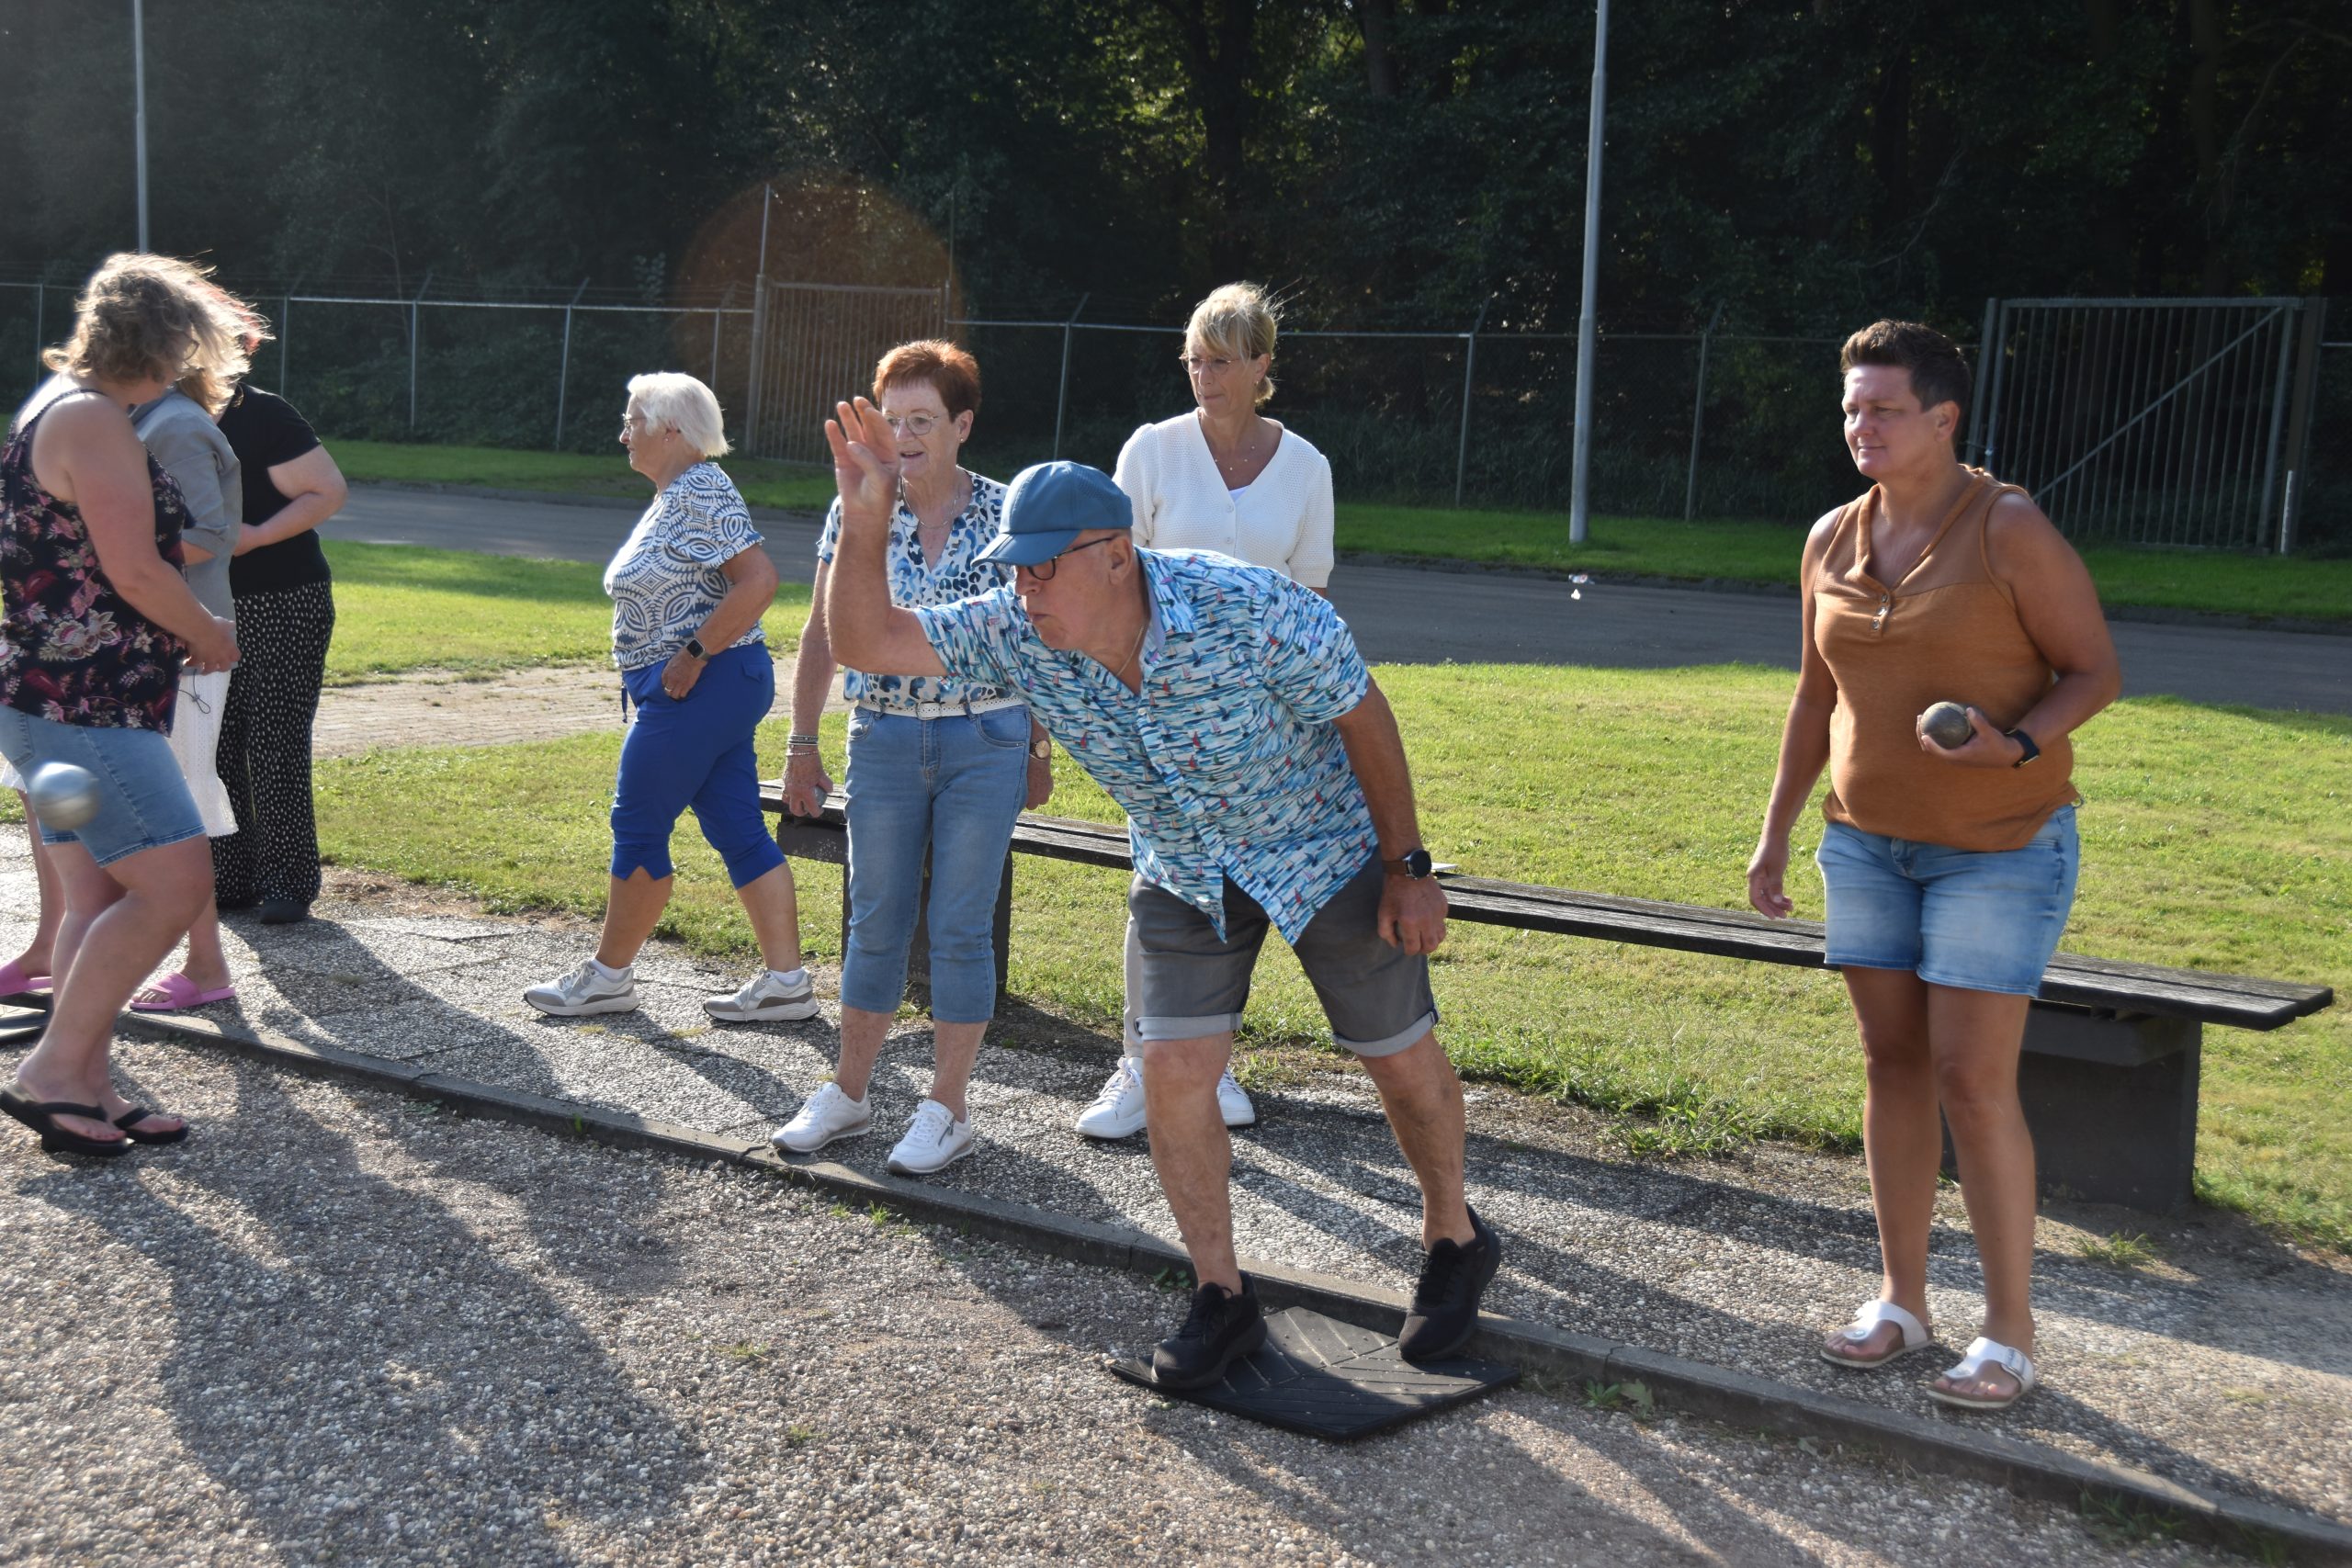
[611,645,786,888]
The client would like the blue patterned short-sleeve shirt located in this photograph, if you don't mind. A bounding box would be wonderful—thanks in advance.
[817,475,1013,709]
[913,549,1374,940]
[605,462,766,671]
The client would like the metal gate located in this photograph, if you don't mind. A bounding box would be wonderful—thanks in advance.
[741,281,947,464]
[1970,297,2328,552]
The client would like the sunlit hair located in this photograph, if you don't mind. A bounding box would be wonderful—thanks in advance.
[44,254,256,417]
[873,339,981,420]
[1185,282,1280,408]
[1839,319,1971,423]
[626,371,730,458]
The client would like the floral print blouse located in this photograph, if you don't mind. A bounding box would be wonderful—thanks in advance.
[816,473,1015,710]
[0,390,189,731]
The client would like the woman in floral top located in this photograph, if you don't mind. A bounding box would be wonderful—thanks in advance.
[0,254,247,1156]
[775,341,1051,1177]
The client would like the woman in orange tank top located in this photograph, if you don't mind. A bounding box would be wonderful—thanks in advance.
[1747,321,2121,1413]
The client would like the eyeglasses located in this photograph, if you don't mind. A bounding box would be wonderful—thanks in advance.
[1021,535,1121,581]
[881,411,943,435]
[1180,355,1238,375]
[619,412,651,434]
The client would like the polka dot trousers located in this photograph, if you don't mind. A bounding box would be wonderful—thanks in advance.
[212,579,335,908]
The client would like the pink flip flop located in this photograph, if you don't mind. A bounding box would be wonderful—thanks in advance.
[130,973,238,1012]
[0,959,51,999]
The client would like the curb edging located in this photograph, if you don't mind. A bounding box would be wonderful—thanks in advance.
[123,1011,2352,1564]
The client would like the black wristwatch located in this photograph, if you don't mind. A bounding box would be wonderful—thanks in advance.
[2004,728,2041,768]
[684,636,708,661]
[1383,847,1435,879]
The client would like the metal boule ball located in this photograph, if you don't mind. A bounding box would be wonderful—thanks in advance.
[26,761,102,830]
[1920,701,1975,750]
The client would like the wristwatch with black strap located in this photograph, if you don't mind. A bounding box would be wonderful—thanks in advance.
[683,636,708,661]
[2004,727,2041,768]
[1382,847,1434,879]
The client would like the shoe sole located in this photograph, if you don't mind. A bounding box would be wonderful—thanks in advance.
[1926,1382,2032,1412]
[525,994,640,1018]
[1152,1314,1269,1391]
[1819,1338,1933,1371]
[704,998,820,1023]
[1220,1107,1257,1129]
[1075,1114,1147,1141]
[772,1120,871,1156]
[887,1138,975,1178]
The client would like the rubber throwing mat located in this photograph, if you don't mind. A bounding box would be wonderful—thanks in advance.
[1109,1306,1519,1440]
[0,1001,44,1046]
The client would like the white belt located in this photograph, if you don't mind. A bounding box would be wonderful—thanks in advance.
[856,695,1025,720]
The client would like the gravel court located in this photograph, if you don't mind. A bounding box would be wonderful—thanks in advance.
[0,1046,2242,1568]
[2,839,2347,1536]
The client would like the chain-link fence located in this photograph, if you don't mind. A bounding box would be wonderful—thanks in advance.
[6,275,2344,546]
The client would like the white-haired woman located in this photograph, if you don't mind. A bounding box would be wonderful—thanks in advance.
[524,372,816,1024]
[1078,282,1338,1140]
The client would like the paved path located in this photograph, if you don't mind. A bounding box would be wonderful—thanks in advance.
[7,837,2343,1536]
[336,484,2352,714]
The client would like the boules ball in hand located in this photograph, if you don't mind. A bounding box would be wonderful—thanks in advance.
[27,761,103,830]
[1919,701,1976,750]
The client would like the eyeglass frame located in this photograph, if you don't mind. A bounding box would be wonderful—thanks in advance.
[1018,534,1123,581]
[879,409,951,436]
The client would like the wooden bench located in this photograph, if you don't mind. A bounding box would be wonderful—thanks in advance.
[763,790,2334,1213]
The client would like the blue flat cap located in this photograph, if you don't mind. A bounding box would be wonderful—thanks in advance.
[977,461,1132,568]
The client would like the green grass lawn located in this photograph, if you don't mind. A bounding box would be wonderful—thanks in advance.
[319,539,811,684]
[333,439,840,513]
[310,664,2352,1255]
[326,440,2352,623]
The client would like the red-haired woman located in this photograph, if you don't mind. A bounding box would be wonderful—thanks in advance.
[777,341,1051,1177]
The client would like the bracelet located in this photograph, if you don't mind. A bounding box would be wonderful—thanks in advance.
[786,732,820,747]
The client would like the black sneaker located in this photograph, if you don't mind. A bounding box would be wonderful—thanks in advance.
[1150,1278,1267,1390]
[1398,1207,1501,1362]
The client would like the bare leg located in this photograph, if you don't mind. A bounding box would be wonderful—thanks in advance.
[1824,965,1939,1363]
[14,837,210,1143]
[594,868,673,969]
[5,804,62,976]
[925,1020,985,1121]
[1354,1031,1474,1248]
[174,897,233,991]
[832,1004,892,1102]
[732,861,807,974]
[1138,1032,1240,1292]
[1928,983,2037,1400]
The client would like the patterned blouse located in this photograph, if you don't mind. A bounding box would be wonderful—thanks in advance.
[605,461,767,671]
[916,549,1375,941]
[817,473,1014,710]
[1,390,190,731]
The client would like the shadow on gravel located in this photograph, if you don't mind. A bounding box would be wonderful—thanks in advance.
[20,1057,705,1567]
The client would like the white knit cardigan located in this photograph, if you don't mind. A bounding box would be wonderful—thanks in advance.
[1112,412,1336,587]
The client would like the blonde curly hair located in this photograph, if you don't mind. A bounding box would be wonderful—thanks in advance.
[43,254,262,417]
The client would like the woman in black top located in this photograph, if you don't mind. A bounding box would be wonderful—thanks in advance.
[212,384,347,922]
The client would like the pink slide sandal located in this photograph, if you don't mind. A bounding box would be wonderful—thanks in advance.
[130,973,238,1012]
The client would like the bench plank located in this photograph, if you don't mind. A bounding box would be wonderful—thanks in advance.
[758,789,2331,1031]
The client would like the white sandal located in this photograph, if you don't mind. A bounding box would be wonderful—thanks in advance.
[1929,1336,2038,1411]
[1820,1300,1933,1369]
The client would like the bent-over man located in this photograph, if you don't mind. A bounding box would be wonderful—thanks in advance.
[822,399,1501,1387]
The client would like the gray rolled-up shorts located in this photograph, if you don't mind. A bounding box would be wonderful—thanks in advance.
[1125,853,1439,1057]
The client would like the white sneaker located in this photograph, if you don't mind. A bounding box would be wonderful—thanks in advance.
[887,1099,975,1177]
[704,968,820,1023]
[1216,1071,1258,1129]
[771,1082,871,1154]
[1075,1058,1258,1139]
[524,959,639,1018]
[1076,1057,1148,1139]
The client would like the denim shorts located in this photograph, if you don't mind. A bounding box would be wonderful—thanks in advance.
[1125,853,1439,1057]
[0,704,208,866]
[1815,806,2079,997]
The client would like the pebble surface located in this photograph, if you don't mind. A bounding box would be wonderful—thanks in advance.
[0,1051,2239,1567]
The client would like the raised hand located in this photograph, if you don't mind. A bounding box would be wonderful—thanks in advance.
[825,397,901,525]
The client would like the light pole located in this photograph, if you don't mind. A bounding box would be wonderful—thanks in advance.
[1567,0,1609,545]
[130,0,150,249]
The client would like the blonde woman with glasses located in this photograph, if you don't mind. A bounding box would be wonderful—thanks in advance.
[1079,282,1337,1140]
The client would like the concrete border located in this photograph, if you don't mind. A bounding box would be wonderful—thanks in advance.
[122,1010,2352,1564]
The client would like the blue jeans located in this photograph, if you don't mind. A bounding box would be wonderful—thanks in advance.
[611,645,786,888]
[0,705,206,866]
[1816,806,2079,997]
[840,704,1031,1023]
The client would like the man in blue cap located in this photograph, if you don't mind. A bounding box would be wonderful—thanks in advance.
[822,398,1499,1388]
